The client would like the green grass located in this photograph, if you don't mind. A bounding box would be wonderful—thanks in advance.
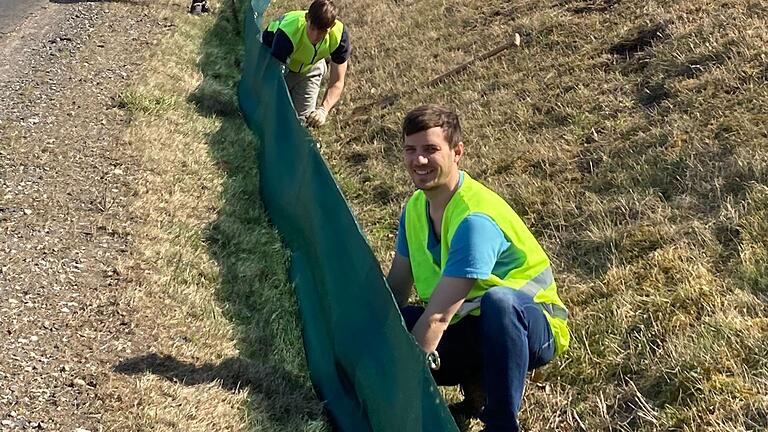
[117,89,179,115]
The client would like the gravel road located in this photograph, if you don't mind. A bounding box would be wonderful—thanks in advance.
[0,0,46,35]
[0,1,176,429]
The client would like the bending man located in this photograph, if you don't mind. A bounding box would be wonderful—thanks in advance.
[261,0,350,127]
[386,105,570,432]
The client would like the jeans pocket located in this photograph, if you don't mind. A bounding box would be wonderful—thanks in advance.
[529,336,555,371]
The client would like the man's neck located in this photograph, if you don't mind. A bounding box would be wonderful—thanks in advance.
[424,171,461,213]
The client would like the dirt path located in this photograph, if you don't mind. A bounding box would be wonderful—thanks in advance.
[0,1,176,429]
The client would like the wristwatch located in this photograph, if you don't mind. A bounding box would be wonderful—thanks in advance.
[426,350,441,370]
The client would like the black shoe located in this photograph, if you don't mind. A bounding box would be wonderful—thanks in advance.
[189,1,210,15]
[448,399,483,431]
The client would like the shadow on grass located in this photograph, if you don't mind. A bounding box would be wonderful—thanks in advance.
[114,353,321,420]
[196,1,326,429]
[115,1,327,430]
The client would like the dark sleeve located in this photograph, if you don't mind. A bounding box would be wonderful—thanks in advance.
[330,26,351,65]
[261,28,274,48]
[269,28,294,64]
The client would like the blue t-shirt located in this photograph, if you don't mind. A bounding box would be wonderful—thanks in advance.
[395,174,524,280]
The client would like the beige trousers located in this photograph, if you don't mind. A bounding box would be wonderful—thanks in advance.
[283,60,327,119]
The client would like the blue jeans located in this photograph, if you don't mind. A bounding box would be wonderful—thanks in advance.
[401,287,555,432]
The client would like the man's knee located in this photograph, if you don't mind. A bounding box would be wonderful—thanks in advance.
[480,287,531,316]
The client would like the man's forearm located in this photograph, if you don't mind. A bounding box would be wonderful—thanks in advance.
[320,81,344,112]
[386,254,414,308]
[411,277,475,353]
[385,275,411,307]
[412,314,450,353]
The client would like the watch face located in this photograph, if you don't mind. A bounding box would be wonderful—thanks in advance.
[427,351,441,370]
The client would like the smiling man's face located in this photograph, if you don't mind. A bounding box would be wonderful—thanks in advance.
[403,127,463,191]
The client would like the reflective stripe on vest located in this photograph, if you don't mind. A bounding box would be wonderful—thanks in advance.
[518,266,569,320]
[267,11,344,75]
[455,266,569,321]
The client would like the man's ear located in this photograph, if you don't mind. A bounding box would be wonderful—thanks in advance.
[454,142,464,162]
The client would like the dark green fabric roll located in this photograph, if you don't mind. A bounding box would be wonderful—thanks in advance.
[237,1,459,431]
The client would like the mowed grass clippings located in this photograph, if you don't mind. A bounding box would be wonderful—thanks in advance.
[110,1,329,431]
[266,0,768,430]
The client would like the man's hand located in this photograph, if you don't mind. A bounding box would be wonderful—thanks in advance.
[306,107,328,128]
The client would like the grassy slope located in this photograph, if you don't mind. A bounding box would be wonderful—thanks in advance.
[307,0,768,430]
[119,0,768,430]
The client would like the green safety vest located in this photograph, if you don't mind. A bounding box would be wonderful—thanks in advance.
[266,10,345,75]
[404,173,570,356]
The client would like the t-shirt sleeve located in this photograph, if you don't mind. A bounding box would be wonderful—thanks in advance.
[443,213,509,279]
[330,26,351,64]
[395,209,409,258]
[270,28,294,64]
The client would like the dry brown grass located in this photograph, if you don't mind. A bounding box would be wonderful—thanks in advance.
[297,0,768,429]
[108,0,327,430]
[114,0,768,429]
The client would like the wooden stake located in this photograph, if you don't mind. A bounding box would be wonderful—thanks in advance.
[349,33,522,118]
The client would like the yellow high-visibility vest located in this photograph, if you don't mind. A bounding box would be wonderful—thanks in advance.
[404,172,570,356]
[266,11,344,75]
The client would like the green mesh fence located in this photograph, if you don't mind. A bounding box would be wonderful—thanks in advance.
[237,1,459,430]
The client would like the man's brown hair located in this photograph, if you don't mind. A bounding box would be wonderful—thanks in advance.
[402,104,462,148]
[307,0,337,30]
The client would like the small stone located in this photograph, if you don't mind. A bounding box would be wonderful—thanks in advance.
[74,428,91,432]
[73,378,86,387]
[30,336,38,342]
[23,209,33,215]
[2,419,15,426]
[173,335,191,345]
